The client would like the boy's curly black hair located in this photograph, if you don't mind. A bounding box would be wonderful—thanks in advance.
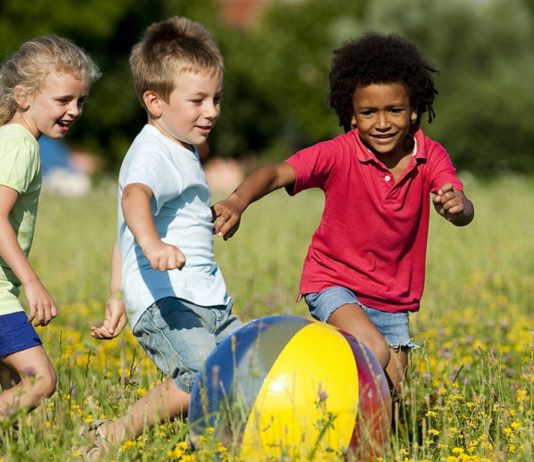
[329,32,438,132]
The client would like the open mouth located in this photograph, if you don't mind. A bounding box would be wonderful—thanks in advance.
[372,133,397,143]
[57,119,73,129]
[196,125,212,135]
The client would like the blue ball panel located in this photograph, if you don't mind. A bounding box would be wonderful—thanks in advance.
[189,315,309,435]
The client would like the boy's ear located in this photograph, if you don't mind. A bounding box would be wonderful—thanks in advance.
[350,114,357,128]
[143,90,163,118]
[13,85,29,110]
[410,110,418,124]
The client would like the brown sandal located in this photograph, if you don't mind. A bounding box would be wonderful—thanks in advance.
[78,419,113,461]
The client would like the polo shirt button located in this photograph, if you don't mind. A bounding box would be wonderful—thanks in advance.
[384,175,391,182]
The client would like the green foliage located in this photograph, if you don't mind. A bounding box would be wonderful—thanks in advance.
[210,0,370,160]
[1,0,533,175]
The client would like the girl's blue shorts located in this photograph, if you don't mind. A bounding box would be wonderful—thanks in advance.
[0,311,42,357]
[304,286,418,350]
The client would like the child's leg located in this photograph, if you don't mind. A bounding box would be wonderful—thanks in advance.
[96,297,224,445]
[330,309,410,394]
[386,348,408,430]
[306,287,392,369]
[0,345,56,417]
[328,303,391,369]
[386,347,408,395]
[0,362,20,389]
[101,377,189,444]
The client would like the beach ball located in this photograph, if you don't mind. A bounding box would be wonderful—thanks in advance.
[189,315,391,461]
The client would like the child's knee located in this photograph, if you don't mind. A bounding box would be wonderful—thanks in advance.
[39,368,57,399]
[344,328,391,369]
[373,338,391,369]
[23,365,57,400]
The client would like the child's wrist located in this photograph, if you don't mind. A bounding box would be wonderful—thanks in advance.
[230,191,248,212]
[110,289,123,300]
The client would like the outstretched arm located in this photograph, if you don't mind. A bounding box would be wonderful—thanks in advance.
[122,183,186,270]
[433,183,474,226]
[212,161,296,240]
[0,185,57,326]
[91,241,128,339]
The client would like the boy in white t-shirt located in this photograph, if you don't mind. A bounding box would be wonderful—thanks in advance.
[84,17,243,458]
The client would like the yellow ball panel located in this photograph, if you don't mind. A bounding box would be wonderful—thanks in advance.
[240,322,359,461]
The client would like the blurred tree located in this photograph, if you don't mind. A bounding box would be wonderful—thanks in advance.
[1,0,532,176]
[233,0,370,160]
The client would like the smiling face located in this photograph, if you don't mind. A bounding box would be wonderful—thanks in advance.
[351,82,417,160]
[144,70,223,149]
[14,70,89,139]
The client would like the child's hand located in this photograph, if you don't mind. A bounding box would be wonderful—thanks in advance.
[143,239,186,271]
[433,183,474,226]
[91,296,128,339]
[25,280,57,327]
[212,198,244,240]
[433,183,464,215]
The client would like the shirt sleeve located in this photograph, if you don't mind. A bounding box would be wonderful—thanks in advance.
[0,138,40,193]
[122,148,185,214]
[286,139,339,195]
[425,139,464,194]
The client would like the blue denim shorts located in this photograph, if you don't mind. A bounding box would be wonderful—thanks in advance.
[133,297,243,393]
[0,311,42,356]
[304,286,418,350]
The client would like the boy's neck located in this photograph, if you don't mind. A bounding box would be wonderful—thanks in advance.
[374,135,415,180]
[148,119,194,152]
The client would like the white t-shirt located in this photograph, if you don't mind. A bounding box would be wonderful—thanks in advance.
[118,124,231,328]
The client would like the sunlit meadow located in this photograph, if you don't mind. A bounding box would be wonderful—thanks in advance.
[0,174,532,461]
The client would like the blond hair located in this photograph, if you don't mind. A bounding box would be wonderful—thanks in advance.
[129,16,223,110]
[0,35,100,126]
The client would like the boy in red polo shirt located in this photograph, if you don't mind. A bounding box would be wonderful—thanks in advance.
[213,32,474,393]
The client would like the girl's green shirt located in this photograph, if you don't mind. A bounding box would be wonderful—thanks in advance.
[0,124,41,314]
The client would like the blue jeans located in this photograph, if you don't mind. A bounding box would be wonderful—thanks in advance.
[133,297,243,392]
[304,286,418,349]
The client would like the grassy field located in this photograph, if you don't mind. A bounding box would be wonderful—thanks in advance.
[0,174,532,461]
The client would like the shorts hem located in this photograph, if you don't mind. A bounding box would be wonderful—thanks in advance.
[0,311,42,356]
[0,341,42,357]
[389,340,419,351]
[174,376,194,394]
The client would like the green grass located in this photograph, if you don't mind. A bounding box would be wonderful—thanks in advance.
[0,175,532,461]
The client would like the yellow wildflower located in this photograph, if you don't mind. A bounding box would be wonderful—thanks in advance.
[119,440,136,452]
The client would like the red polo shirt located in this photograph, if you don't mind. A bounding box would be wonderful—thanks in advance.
[286,128,463,313]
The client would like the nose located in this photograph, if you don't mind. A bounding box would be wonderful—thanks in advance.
[67,100,82,118]
[375,111,390,130]
[204,101,220,120]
